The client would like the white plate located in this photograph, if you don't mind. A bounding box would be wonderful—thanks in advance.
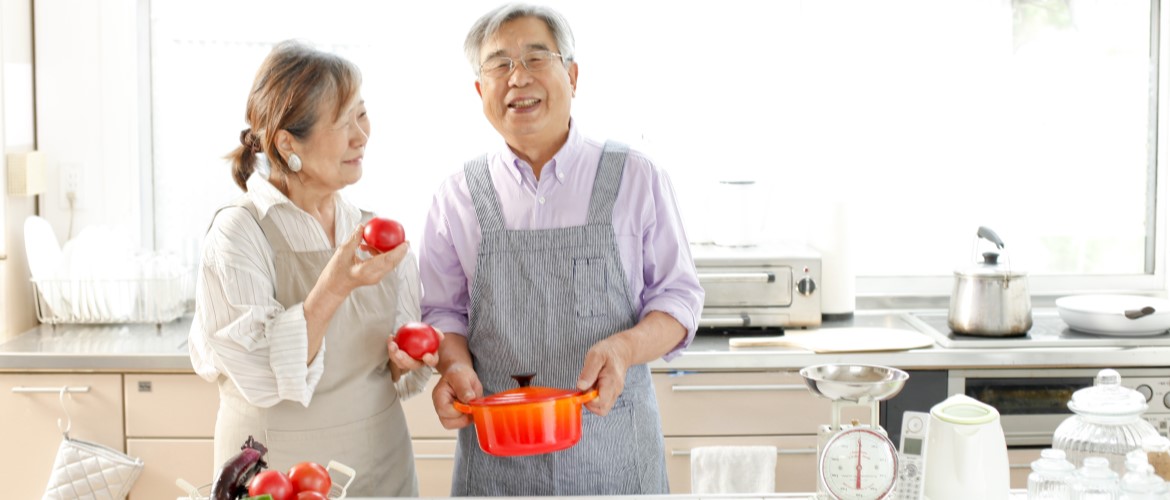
[23,216,62,280]
[1055,294,1170,336]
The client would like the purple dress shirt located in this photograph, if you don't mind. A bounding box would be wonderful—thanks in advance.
[419,122,704,360]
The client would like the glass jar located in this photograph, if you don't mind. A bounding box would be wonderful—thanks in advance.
[1052,369,1161,474]
[1071,456,1119,499]
[1117,448,1168,499]
[1028,448,1075,499]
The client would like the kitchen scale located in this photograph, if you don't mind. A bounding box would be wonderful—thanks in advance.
[800,364,910,500]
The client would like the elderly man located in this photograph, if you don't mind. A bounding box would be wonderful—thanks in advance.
[419,3,704,496]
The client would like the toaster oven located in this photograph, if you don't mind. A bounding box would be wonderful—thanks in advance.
[691,243,822,329]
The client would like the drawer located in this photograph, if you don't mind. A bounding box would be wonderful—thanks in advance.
[653,371,872,436]
[664,435,818,494]
[401,375,457,438]
[413,439,456,497]
[124,374,218,438]
[127,438,213,500]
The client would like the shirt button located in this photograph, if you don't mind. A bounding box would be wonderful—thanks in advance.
[557,172,564,179]
[538,196,546,204]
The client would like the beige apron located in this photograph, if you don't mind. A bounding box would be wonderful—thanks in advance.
[210,200,417,497]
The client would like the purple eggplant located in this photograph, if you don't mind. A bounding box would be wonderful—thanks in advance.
[211,435,268,500]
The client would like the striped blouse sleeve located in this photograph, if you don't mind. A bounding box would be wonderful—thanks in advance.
[188,207,324,408]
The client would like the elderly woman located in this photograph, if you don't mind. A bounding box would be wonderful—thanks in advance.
[420,3,704,496]
[189,40,437,497]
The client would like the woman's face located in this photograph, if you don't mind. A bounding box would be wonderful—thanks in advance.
[293,93,370,191]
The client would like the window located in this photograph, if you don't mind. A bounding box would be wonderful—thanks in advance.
[145,0,1163,296]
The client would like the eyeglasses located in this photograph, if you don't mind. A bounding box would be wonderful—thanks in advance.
[479,50,566,79]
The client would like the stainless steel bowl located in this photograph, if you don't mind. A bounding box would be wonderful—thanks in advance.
[799,364,909,403]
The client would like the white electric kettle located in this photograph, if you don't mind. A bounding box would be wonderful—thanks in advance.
[923,394,1010,500]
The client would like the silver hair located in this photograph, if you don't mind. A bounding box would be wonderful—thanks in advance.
[464,3,576,77]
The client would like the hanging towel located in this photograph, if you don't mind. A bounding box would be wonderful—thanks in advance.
[690,445,777,494]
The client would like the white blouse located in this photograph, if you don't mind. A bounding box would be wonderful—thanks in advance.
[189,172,429,408]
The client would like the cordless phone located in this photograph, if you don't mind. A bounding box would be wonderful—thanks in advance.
[892,410,930,500]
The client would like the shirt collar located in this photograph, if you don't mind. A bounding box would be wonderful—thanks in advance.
[498,119,584,186]
[245,170,294,220]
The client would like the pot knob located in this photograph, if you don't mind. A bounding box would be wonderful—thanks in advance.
[982,252,1000,265]
[510,372,537,388]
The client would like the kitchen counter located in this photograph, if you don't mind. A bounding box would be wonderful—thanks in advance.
[3,309,1170,372]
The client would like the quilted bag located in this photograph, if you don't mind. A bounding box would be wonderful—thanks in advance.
[42,436,144,500]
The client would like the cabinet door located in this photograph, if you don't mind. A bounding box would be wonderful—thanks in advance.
[1008,448,1043,490]
[0,373,124,499]
[401,375,457,438]
[124,373,218,438]
[653,371,871,436]
[126,438,213,500]
[412,439,456,497]
[664,435,818,494]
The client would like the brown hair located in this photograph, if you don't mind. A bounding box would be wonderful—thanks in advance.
[227,40,362,191]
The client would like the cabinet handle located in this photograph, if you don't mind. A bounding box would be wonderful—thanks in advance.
[698,272,775,283]
[11,386,91,394]
[670,448,816,457]
[672,384,806,393]
[415,454,455,460]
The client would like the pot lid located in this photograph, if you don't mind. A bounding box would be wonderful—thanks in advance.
[464,372,584,407]
[954,251,1027,278]
[1068,369,1147,417]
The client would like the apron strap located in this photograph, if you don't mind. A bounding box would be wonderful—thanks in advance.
[585,141,629,225]
[464,155,506,232]
[206,197,294,253]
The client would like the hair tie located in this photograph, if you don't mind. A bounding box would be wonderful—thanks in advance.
[239,128,261,153]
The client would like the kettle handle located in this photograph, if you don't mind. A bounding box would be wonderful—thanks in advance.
[977,226,1005,250]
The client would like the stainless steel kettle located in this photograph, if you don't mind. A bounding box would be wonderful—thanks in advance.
[947,227,1032,336]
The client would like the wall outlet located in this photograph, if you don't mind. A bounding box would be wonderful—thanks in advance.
[60,163,83,209]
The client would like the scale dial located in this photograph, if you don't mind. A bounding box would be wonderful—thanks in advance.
[819,427,898,500]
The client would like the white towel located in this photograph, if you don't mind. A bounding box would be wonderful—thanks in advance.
[690,445,778,494]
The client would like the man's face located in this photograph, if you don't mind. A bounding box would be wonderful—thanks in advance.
[475,16,577,149]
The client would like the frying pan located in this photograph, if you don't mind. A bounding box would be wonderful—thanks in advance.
[1055,294,1170,336]
[728,327,934,352]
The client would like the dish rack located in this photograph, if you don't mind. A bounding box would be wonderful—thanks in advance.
[31,270,193,325]
[175,460,356,500]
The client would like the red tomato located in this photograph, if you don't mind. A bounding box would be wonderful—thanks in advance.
[288,461,331,495]
[296,491,329,500]
[362,217,405,253]
[394,322,441,359]
[248,469,295,500]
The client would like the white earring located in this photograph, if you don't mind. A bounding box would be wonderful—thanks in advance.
[288,153,302,172]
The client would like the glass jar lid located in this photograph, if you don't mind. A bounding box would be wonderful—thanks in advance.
[1068,369,1147,417]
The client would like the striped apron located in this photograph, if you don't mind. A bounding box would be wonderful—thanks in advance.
[451,142,669,496]
[209,199,417,497]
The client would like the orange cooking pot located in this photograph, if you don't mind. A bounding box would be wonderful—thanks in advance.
[453,373,599,457]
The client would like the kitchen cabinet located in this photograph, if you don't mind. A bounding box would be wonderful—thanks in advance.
[400,375,457,497]
[123,373,218,499]
[0,373,125,500]
[653,371,872,494]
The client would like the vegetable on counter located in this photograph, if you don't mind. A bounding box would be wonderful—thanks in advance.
[212,435,268,500]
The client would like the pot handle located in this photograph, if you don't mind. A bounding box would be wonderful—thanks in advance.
[453,400,472,414]
[977,226,1005,250]
[571,388,600,405]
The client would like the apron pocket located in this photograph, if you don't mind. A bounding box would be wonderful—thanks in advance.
[573,257,607,317]
[553,400,638,495]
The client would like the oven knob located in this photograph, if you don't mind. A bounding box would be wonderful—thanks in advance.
[797,277,817,296]
[1163,391,1170,410]
[1135,384,1153,402]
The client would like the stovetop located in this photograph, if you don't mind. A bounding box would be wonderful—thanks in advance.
[904,310,1170,348]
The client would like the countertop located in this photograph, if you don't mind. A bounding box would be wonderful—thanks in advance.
[4,309,1170,372]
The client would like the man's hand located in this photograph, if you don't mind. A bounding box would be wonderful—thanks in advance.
[433,363,483,430]
[575,334,635,416]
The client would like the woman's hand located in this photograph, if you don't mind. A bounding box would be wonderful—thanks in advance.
[387,327,444,371]
[319,224,409,297]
